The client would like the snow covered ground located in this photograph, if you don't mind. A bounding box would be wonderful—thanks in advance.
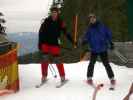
[1,61,133,100]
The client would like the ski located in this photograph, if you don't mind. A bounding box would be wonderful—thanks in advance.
[85,80,115,91]
[35,79,48,88]
[56,79,69,88]
[109,84,115,90]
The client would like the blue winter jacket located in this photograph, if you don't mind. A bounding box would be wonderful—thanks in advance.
[83,21,112,53]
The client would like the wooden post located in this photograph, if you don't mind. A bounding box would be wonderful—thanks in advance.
[73,15,78,48]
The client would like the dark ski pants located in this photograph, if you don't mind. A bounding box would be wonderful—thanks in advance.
[87,51,115,80]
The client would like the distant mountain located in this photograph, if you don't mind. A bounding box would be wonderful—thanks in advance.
[7,32,38,56]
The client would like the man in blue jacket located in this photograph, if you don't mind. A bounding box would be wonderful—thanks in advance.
[82,14,116,86]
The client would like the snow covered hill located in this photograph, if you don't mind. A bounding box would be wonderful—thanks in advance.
[1,61,133,100]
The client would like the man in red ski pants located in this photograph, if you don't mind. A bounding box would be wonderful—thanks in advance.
[41,44,65,81]
[38,7,73,83]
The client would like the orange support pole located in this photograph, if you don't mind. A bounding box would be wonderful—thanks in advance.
[73,15,78,48]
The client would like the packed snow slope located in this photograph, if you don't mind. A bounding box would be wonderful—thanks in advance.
[1,61,133,100]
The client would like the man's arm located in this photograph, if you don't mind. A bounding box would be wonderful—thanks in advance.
[104,25,114,50]
[92,84,104,100]
[79,28,90,47]
[123,83,133,100]
[60,21,74,44]
[38,19,47,50]
[129,83,133,95]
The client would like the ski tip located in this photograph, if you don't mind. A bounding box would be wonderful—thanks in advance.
[35,85,40,88]
[54,75,57,78]
[56,85,61,88]
[56,79,69,88]
[109,87,115,91]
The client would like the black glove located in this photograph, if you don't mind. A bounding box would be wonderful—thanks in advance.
[66,33,77,47]
[77,38,87,47]
[110,42,114,50]
[82,40,88,46]
[38,43,42,51]
[66,33,73,43]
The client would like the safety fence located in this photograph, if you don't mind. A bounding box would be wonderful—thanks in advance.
[0,42,19,92]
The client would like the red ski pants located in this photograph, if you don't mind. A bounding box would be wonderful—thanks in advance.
[41,44,65,77]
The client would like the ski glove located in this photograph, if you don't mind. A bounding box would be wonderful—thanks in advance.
[110,42,114,50]
[38,43,42,51]
[66,33,77,46]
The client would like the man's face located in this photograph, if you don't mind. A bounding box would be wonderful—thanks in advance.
[89,16,96,24]
[51,11,58,20]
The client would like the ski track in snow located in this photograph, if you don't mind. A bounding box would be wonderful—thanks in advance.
[1,61,133,100]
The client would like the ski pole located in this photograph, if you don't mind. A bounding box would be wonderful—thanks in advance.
[73,14,78,48]
[114,50,128,63]
[114,49,128,63]
[48,64,56,78]
[48,64,57,78]
[113,49,128,64]
[50,64,57,76]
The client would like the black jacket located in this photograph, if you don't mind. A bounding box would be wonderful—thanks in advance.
[39,16,72,47]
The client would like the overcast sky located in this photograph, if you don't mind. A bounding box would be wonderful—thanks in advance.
[0,0,53,33]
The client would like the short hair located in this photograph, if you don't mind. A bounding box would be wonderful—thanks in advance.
[88,13,96,19]
[50,7,60,13]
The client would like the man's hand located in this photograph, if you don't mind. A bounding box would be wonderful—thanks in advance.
[77,38,88,48]
[110,42,114,50]
[123,94,130,100]
[38,43,42,51]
